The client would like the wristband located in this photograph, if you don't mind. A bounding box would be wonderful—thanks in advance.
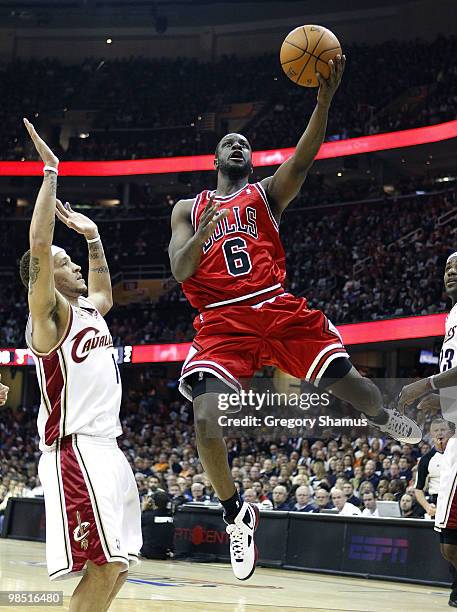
[86,235,101,244]
[43,165,58,175]
[429,375,438,391]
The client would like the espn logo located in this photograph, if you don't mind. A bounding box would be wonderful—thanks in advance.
[348,536,408,563]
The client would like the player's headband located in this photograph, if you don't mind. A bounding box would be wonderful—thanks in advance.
[447,252,457,264]
[51,245,66,257]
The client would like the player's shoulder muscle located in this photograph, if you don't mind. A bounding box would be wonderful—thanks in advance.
[171,198,195,230]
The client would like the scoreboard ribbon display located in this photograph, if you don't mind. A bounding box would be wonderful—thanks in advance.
[0,120,455,177]
[0,312,446,366]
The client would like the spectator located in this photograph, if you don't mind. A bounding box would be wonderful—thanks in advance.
[399,493,424,519]
[389,479,407,501]
[331,488,362,516]
[272,485,291,511]
[168,483,187,512]
[398,456,413,482]
[190,482,211,503]
[341,481,362,507]
[243,488,259,505]
[293,486,317,512]
[360,460,380,489]
[314,488,333,512]
[376,479,390,498]
[361,492,379,517]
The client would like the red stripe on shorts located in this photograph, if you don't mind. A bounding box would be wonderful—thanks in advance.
[43,352,64,446]
[309,347,346,383]
[60,437,107,571]
[445,478,457,529]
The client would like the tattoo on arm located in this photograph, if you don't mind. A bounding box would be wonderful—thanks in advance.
[88,242,103,260]
[44,172,57,190]
[89,266,109,274]
[29,256,40,294]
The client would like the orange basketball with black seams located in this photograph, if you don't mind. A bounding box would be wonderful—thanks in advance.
[280,25,342,87]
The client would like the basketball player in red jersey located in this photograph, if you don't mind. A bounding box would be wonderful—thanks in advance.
[20,119,142,611]
[169,55,421,581]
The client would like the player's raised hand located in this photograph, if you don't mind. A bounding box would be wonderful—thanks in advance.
[55,200,99,240]
[316,54,346,107]
[195,195,229,246]
[23,118,59,168]
[0,373,10,407]
[417,393,441,412]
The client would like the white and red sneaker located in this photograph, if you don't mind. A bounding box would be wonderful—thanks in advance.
[366,409,422,444]
[225,502,259,580]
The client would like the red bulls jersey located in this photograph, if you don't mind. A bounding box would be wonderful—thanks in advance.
[182,182,286,310]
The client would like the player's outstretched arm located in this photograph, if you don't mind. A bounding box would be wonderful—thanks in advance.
[169,197,228,283]
[55,200,113,315]
[398,367,457,412]
[262,54,345,217]
[24,119,70,354]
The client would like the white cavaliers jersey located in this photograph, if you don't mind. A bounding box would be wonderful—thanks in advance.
[25,296,122,452]
[439,303,457,424]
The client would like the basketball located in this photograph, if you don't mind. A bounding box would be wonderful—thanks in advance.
[280,25,342,87]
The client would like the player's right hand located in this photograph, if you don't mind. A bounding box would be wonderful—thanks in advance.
[23,118,59,169]
[195,195,229,246]
[0,374,10,407]
[417,393,441,412]
[427,503,436,518]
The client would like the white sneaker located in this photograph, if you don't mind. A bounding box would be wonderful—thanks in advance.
[366,409,422,444]
[225,502,259,580]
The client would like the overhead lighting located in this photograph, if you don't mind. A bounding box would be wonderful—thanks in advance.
[97,199,120,207]
[337,172,342,177]
[106,38,113,44]
[79,132,90,139]
[436,176,455,183]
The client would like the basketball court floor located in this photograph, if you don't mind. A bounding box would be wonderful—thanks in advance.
[0,539,450,611]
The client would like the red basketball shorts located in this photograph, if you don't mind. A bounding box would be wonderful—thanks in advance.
[179,293,349,401]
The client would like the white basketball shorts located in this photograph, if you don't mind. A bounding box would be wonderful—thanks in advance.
[38,433,142,580]
[435,436,457,532]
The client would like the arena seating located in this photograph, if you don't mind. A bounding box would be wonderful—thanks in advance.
[0,35,454,161]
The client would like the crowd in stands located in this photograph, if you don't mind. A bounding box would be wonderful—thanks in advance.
[0,35,455,161]
[0,376,442,531]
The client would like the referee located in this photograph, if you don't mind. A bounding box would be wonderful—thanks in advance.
[414,418,457,606]
[414,418,455,518]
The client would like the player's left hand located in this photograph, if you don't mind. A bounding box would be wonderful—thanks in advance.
[398,378,430,412]
[0,373,10,407]
[55,200,99,240]
[23,118,59,169]
[316,54,345,107]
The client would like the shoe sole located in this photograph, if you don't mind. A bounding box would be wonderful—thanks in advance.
[236,504,260,582]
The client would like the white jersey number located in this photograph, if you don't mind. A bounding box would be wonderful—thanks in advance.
[440,347,455,372]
